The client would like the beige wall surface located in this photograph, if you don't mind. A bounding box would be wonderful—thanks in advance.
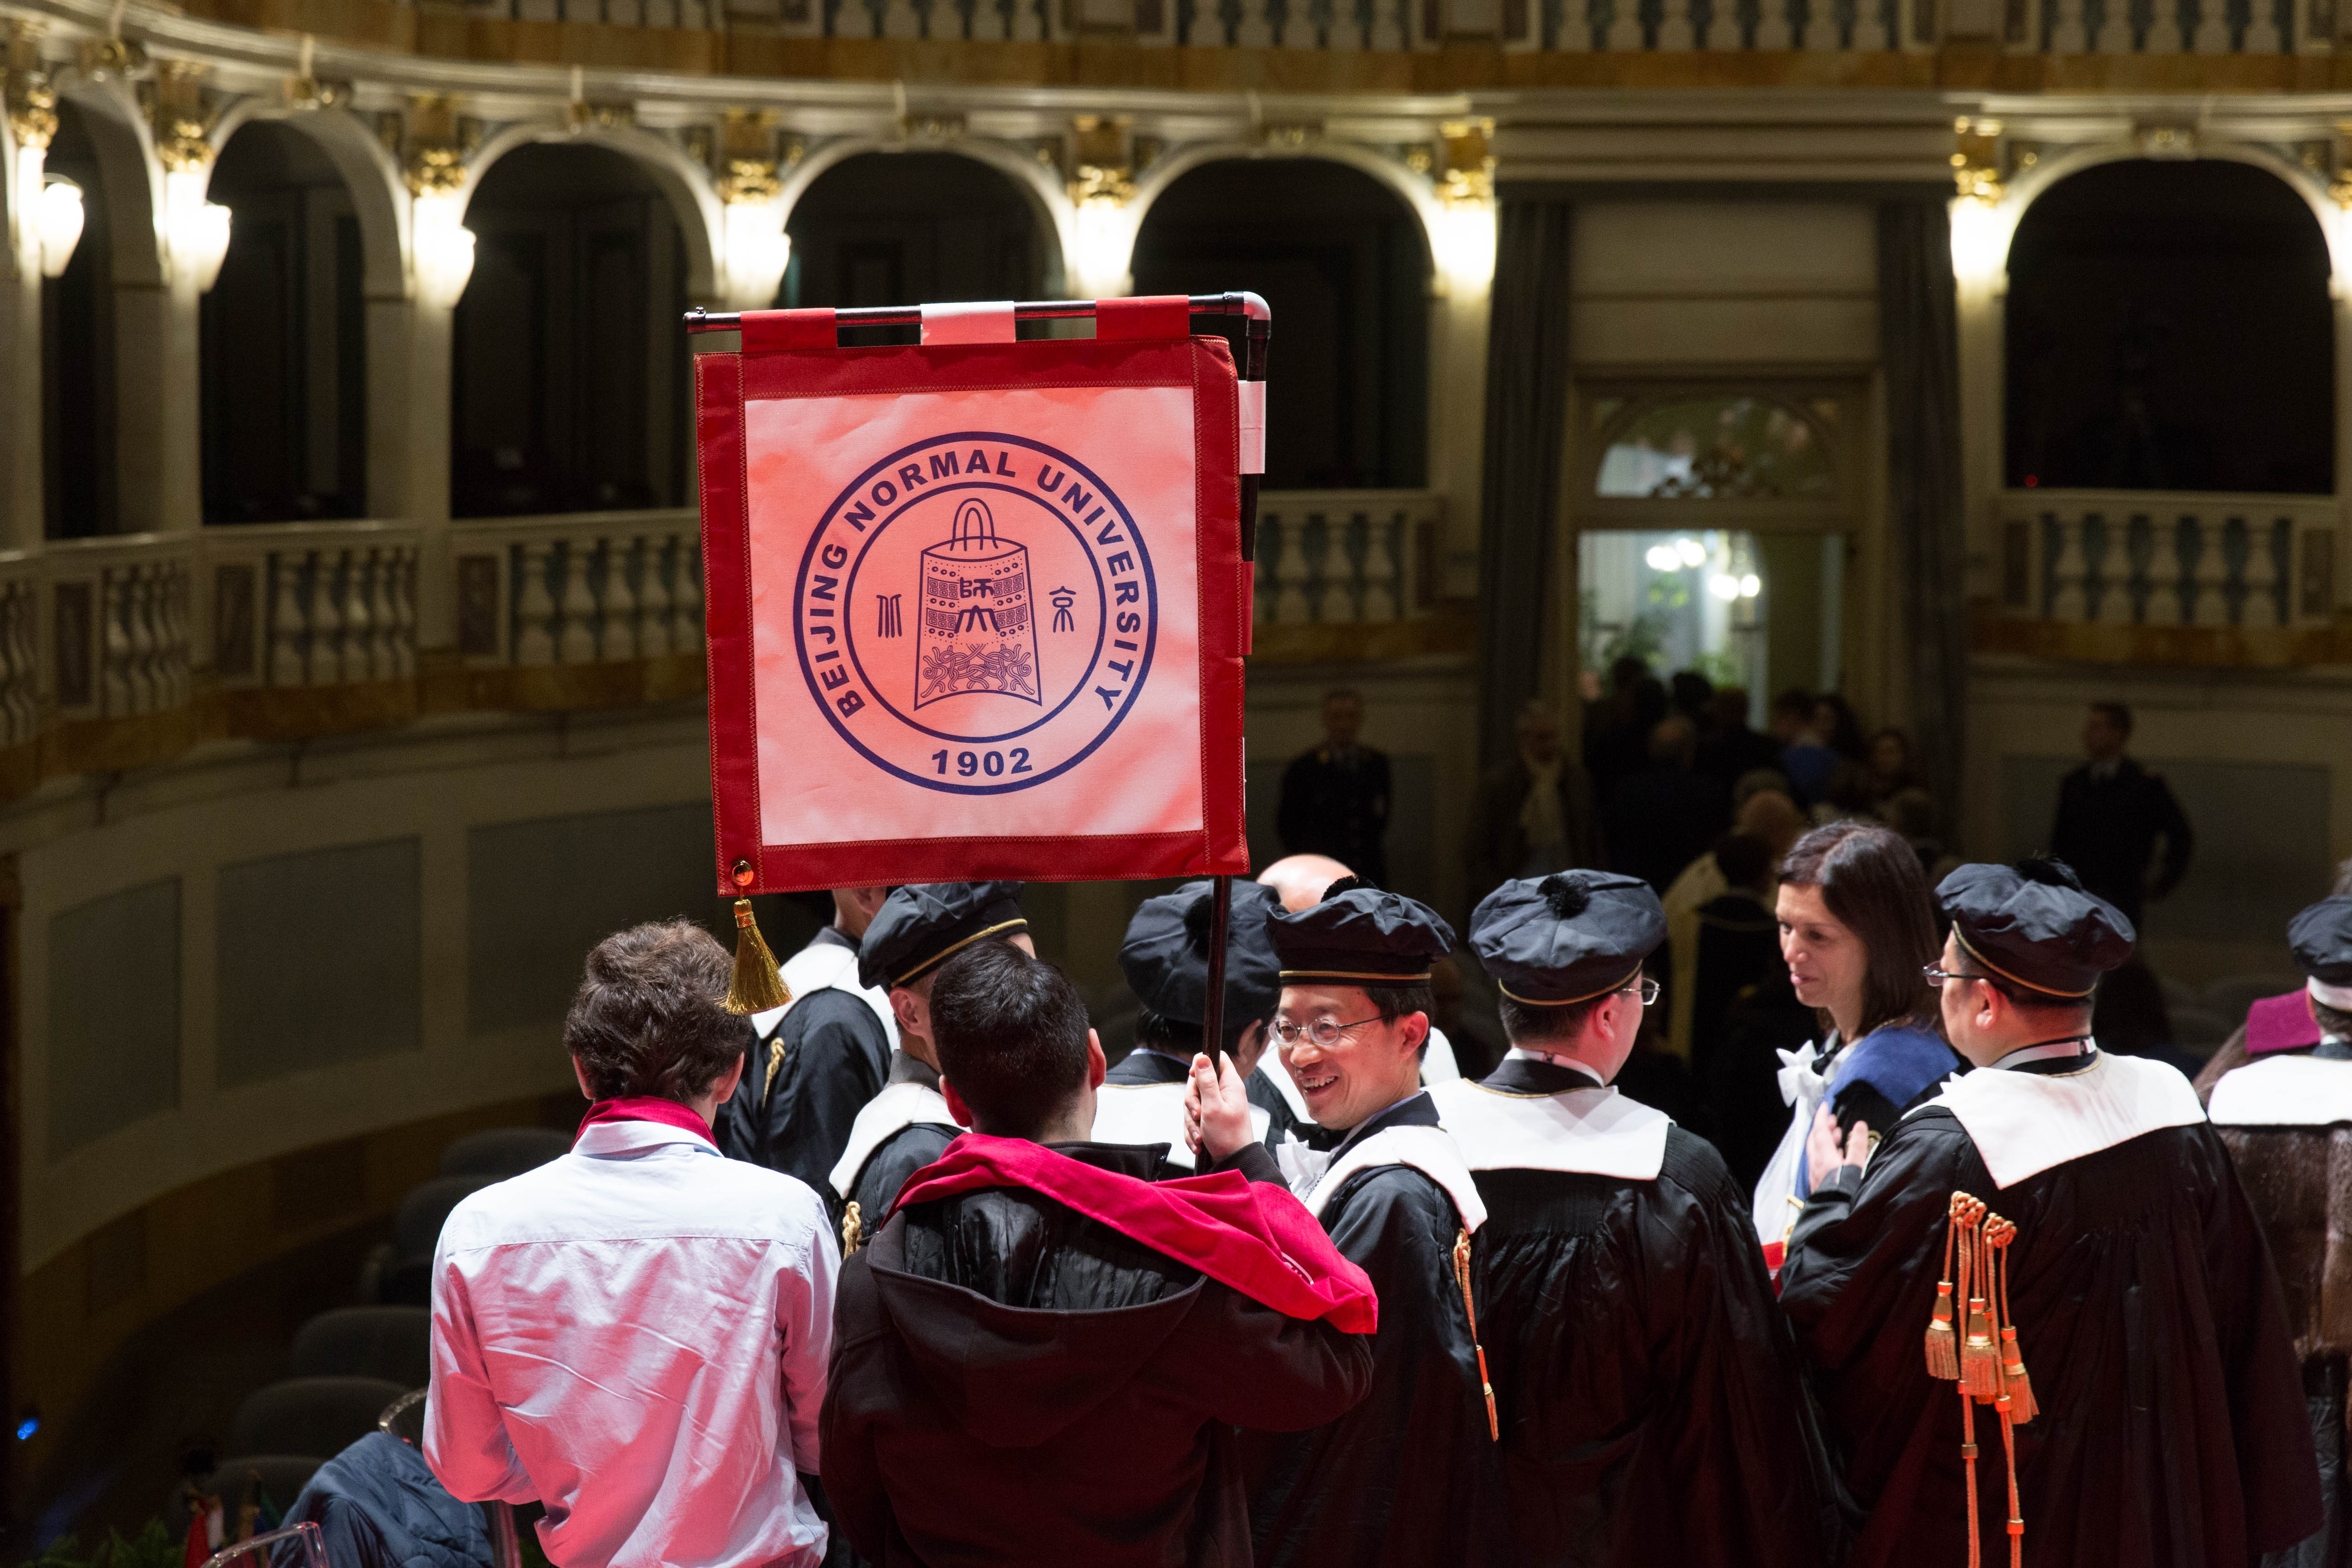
[10,705,712,1273]
[1966,660,2352,987]
[1568,201,1880,370]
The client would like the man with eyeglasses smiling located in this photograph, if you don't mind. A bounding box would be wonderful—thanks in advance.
[1778,858,2317,1568]
[1188,877,1502,1568]
[1425,870,1836,1568]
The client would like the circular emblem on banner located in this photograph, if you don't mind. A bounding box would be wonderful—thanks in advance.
[793,432,1159,795]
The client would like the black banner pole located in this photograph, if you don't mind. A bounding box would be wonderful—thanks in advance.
[1203,872,1233,1069]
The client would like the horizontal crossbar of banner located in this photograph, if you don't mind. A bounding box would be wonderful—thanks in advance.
[683,291,1271,336]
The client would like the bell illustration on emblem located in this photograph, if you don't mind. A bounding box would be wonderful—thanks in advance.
[916,497,1040,710]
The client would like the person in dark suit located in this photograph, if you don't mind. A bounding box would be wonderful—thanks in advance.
[1465,700,1602,900]
[1276,688,1392,888]
[1606,715,1732,895]
[2048,700,2193,928]
[1696,686,1785,789]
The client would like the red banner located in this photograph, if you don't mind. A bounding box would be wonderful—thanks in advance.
[697,310,1250,893]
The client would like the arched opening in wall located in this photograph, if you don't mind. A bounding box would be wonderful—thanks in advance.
[1131,159,1428,490]
[2005,159,2333,494]
[200,121,368,524]
[452,144,690,519]
[780,152,1055,341]
[40,99,117,539]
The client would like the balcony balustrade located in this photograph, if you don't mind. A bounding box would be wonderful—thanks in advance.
[431,0,2324,57]
[1978,491,2350,666]
[0,493,1434,794]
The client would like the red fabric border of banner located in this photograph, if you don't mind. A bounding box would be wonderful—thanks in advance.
[1096,295,1193,340]
[694,350,762,888]
[697,334,1248,894]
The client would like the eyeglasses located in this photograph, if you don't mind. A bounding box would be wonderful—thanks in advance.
[1272,1014,1387,1048]
[1623,976,1662,1008]
[1921,964,1985,987]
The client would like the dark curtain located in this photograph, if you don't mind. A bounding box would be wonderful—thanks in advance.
[1876,200,1968,828]
[1475,196,1575,772]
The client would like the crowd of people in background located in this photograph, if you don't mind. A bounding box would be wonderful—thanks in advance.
[1271,664,2204,1194]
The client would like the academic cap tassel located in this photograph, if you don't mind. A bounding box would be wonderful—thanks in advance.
[724,861,792,1016]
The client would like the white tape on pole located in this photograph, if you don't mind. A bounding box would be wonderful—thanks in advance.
[919,300,1017,345]
[1238,379,1266,475]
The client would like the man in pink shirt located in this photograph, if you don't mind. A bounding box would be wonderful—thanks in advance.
[426,920,839,1568]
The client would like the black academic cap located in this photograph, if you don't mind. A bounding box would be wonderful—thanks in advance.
[1937,859,2135,999]
[1119,880,1284,1029]
[1266,878,1456,985]
[1469,871,1666,1006]
[2288,896,2352,987]
[858,881,1028,992]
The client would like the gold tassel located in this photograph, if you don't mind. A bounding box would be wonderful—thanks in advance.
[724,861,791,1016]
[1940,1196,2032,1568]
[840,1200,863,1258]
[1985,1215,2037,1426]
[1452,1228,1500,1442]
[1986,1210,2028,1568]
[1959,1198,2001,1399]
[1925,1191,1966,1380]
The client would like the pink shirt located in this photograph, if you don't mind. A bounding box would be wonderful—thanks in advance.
[426,1118,837,1568]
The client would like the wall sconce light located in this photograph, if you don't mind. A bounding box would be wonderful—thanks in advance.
[1434,118,1497,295]
[715,109,789,310]
[411,188,475,309]
[1069,189,1132,300]
[405,140,474,308]
[715,119,789,309]
[163,165,232,294]
[36,176,82,278]
[155,62,231,294]
[405,96,475,308]
[7,35,66,279]
[1067,114,1135,299]
[1947,116,2010,289]
[720,186,789,309]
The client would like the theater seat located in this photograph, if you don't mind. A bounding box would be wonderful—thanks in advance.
[439,1128,571,1180]
[371,1176,499,1305]
[229,1377,412,1462]
[288,1307,432,1387]
[395,1177,496,1262]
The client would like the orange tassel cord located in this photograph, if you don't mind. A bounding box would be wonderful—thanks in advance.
[1929,1194,2032,1568]
[1452,1229,1499,1442]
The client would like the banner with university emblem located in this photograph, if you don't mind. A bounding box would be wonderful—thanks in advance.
[693,295,1260,894]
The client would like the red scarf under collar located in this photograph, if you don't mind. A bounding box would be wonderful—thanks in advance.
[575,1096,715,1147]
[893,1134,1378,1333]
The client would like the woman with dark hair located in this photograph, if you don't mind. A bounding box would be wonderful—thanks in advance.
[1864,727,1918,804]
[1749,821,1961,1250]
[1811,694,1866,760]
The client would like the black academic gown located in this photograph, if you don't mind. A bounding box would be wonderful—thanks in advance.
[1243,1093,1505,1568]
[1781,1051,2321,1568]
[1461,1057,1839,1568]
[2206,1038,2352,1568]
[840,1055,959,1249]
[714,928,894,1197]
